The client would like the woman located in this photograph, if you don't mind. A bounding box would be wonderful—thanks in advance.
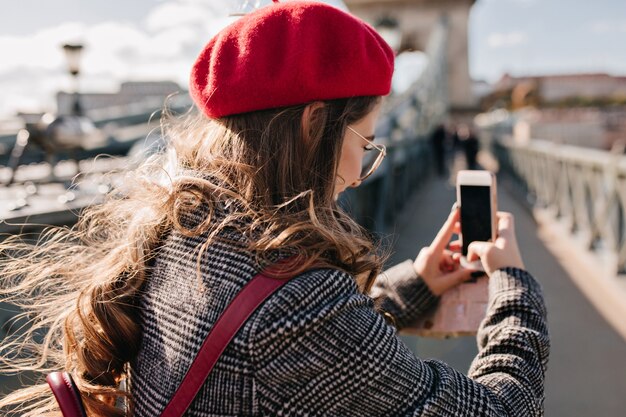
[0,1,549,416]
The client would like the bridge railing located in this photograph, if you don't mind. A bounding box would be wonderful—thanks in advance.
[341,18,449,235]
[0,96,192,168]
[493,135,626,275]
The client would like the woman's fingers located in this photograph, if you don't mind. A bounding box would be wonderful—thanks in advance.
[496,211,515,237]
[465,211,525,274]
[439,249,457,271]
[448,239,462,251]
[417,206,508,294]
[439,249,463,273]
[442,249,461,264]
[466,241,491,263]
[429,267,476,296]
[430,208,460,254]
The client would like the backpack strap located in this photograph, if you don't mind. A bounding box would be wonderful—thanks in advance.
[160,265,295,416]
[47,259,298,417]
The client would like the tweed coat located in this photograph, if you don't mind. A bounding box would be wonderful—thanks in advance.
[130,202,549,416]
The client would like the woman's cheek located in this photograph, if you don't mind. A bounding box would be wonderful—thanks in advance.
[350,149,364,183]
[336,141,362,193]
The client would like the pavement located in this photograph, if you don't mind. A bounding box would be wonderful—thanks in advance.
[389,154,626,416]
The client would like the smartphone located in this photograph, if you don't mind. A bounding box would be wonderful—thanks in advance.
[406,170,496,338]
[457,170,498,269]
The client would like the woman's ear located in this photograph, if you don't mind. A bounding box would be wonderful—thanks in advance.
[301,101,325,143]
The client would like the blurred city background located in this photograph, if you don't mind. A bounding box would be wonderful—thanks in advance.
[1,0,626,415]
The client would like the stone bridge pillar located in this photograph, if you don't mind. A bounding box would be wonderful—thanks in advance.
[345,0,476,111]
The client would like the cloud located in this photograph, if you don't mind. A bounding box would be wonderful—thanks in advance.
[0,68,67,116]
[0,0,241,117]
[588,20,626,34]
[0,22,93,116]
[0,22,88,73]
[487,31,528,48]
[481,0,537,4]
[144,1,218,32]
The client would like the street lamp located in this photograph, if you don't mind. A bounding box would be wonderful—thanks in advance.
[6,43,102,186]
[62,43,84,116]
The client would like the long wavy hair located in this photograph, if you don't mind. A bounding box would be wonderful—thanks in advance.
[0,96,387,416]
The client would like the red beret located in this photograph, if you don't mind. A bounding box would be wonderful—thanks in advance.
[190,0,395,118]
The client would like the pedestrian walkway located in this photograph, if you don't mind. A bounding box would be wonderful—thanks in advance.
[389,171,626,415]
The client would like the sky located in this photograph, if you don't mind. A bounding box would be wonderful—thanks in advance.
[0,0,625,118]
[470,0,626,82]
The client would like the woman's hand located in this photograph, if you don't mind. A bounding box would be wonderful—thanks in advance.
[466,211,525,275]
[413,207,476,296]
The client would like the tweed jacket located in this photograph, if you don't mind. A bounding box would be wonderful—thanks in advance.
[130,203,549,416]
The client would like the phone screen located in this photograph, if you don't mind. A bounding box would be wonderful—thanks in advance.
[460,185,492,256]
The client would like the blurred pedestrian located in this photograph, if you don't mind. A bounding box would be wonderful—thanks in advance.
[430,123,447,176]
[459,124,480,170]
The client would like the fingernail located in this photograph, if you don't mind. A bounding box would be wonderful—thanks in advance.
[451,202,458,212]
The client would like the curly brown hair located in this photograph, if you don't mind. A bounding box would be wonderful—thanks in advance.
[0,96,386,416]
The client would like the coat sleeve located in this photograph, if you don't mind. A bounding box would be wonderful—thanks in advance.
[369,259,439,330]
[249,267,549,417]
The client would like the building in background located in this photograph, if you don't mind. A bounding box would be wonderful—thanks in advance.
[487,73,626,109]
[480,73,626,149]
[512,108,605,149]
[346,0,477,112]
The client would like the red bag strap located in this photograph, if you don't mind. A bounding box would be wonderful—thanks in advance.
[46,372,87,417]
[47,262,296,417]
[160,264,295,416]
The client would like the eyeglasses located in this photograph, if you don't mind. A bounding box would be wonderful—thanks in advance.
[347,126,387,181]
